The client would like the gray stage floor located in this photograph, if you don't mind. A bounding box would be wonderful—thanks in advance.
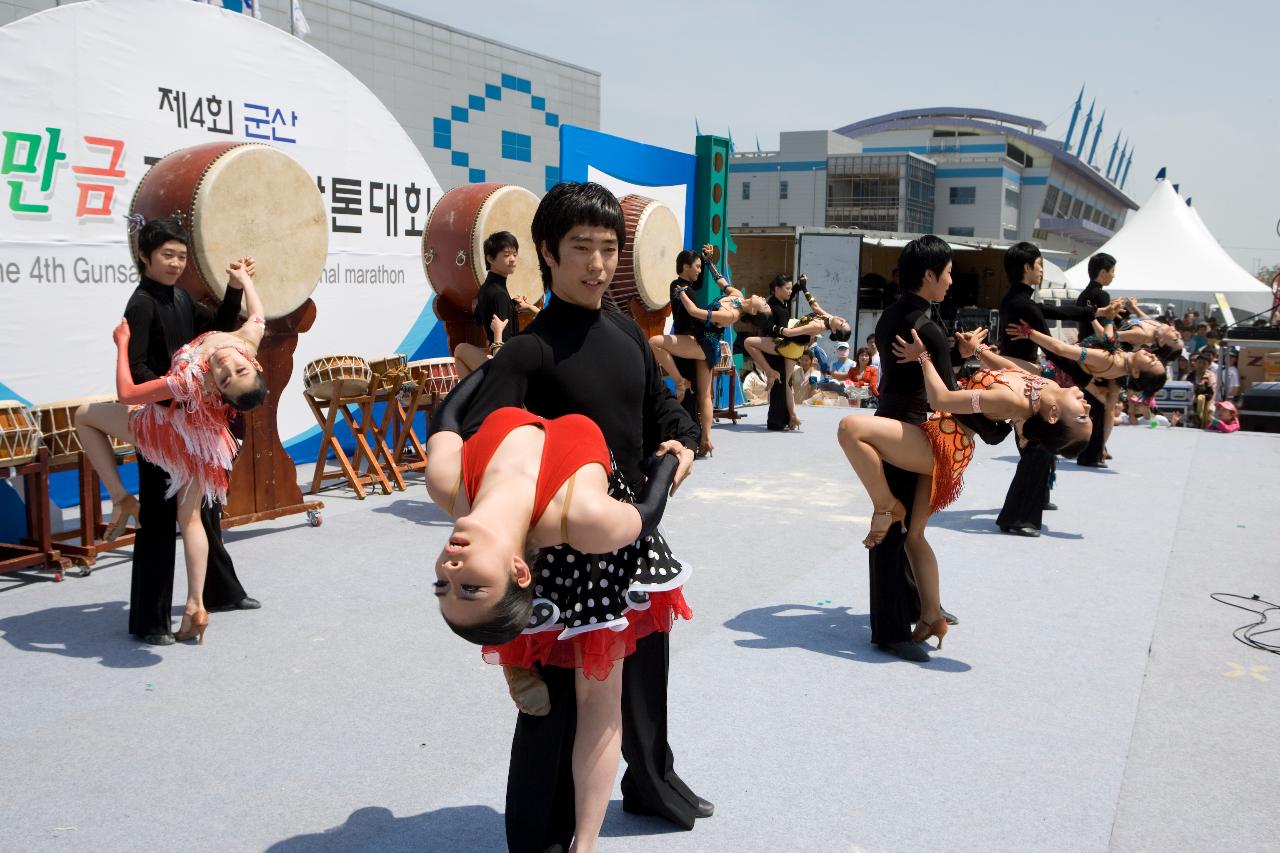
[1,405,1277,853]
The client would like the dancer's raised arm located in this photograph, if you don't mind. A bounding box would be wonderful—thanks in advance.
[1006,322,1115,374]
[113,319,173,405]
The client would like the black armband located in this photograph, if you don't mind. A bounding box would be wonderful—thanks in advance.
[633,453,679,539]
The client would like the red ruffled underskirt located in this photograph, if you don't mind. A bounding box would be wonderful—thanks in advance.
[920,413,975,516]
[481,589,692,681]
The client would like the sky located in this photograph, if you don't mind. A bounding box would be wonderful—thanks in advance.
[390,0,1280,276]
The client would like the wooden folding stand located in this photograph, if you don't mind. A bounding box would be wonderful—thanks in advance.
[713,340,745,422]
[306,385,393,500]
[0,448,67,581]
[390,376,429,479]
[361,362,408,492]
[47,449,139,575]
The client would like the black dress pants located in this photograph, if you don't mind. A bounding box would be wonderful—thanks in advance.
[127,455,247,637]
[505,632,697,853]
[996,441,1054,531]
[764,353,789,431]
[1075,387,1109,466]
[867,457,923,646]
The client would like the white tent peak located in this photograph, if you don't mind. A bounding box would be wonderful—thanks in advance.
[1065,180,1271,312]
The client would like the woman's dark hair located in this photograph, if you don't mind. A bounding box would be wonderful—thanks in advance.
[769,273,793,294]
[135,215,189,273]
[828,322,852,343]
[1152,342,1182,364]
[482,230,520,269]
[898,235,952,292]
[1087,252,1116,280]
[530,182,626,290]
[676,249,701,275]
[1134,364,1168,399]
[442,576,534,645]
[1002,241,1042,285]
[855,347,871,361]
[224,373,268,412]
[1021,414,1088,459]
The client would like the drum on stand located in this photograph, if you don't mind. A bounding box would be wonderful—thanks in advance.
[367,354,409,395]
[422,183,544,320]
[608,195,680,314]
[129,141,328,319]
[303,356,372,401]
[32,396,132,467]
[407,357,459,399]
[0,401,41,468]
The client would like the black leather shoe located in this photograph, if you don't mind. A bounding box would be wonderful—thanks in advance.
[877,641,930,662]
[941,607,959,626]
[1076,460,1108,469]
[1000,524,1041,538]
[622,798,711,822]
[140,632,175,646]
[693,797,714,819]
[1043,502,1058,511]
[234,596,261,610]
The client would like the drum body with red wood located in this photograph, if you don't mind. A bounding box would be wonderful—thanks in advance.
[608,195,680,314]
[129,142,328,319]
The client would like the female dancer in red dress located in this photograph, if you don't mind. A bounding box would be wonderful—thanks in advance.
[426,407,685,853]
[74,259,267,643]
[838,328,1092,649]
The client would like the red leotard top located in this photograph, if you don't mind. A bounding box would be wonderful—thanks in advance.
[461,407,612,524]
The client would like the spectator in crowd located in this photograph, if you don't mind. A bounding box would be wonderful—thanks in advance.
[846,346,879,408]
[1190,352,1218,427]
[866,334,882,370]
[1169,354,1191,381]
[1188,322,1209,355]
[830,342,854,375]
[1207,400,1240,433]
[1220,349,1241,402]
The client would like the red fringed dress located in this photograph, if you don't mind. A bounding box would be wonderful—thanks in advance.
[919,368,1016,515]
[128,331,257,506]
[467,407,692,681]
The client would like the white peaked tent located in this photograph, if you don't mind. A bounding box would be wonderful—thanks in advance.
[1065,179,1273,314]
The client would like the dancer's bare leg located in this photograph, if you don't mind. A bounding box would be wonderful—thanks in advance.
[74,401,139,532]
[648,334,702,401]
[837,415,933,545]
[452,343,488,380]
[743,337,780,384]
[569,662,624,853]
[694,359,714,453]
[782,358,799,424]
[176,483,207,620]
[903,475,943,626]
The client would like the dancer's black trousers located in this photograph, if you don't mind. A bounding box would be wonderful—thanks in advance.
[1074,387,1109,466]
[996,442,1054,532]
[505,632,698,853]
[128,455,246,637]
[764,353,789,431]
[867,458,923,646]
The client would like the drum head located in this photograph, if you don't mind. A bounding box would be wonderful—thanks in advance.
[475,186,544,306]
[192,145,328,319]
[630,201,680,310]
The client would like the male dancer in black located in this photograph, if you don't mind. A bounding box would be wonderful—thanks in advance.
[453,230,538,378]
[124,216,257,645]
[431,182,710,852]
[1073,252,1116,468]
[868,236,1009,662]
[995,242,1115,536]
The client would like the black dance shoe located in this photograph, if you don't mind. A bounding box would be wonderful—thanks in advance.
[1075,459,1108,469]
[941,607,959,626]
[999,524,1041,538]
[1043,502,1058,511]
[234,596,261,610]
[693,797,715,819]
[877,641,930,663]
[140,632,175,646]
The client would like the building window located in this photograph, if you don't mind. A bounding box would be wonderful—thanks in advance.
[1003,227,1019,240]
[1082,204,1095,223]
[742,182,750,200]
[779,180,788,200]
[501,130,532,162]
[1041,186,1060,215]
[949,186,976,205]
[1004,187,1020,208]
[947,226,975,237]
[1057,192,1074,217]
[1069,198,1084,218]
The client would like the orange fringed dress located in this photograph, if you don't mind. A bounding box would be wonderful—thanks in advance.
[919,368,1013,515]
[466,408,691,681]
[128,332,252,506]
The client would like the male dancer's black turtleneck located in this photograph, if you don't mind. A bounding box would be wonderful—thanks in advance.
[123,276,249,638]
[867,291,1009,649]
[472,270,519,346]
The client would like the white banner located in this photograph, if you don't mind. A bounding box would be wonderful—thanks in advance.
[0,0,442,449]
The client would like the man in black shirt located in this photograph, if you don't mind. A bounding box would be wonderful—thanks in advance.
[867,236,1010,662]
[1073,252,1117,467]
[123,216,257,645]
[996,242,1115,536]
[433,183,708,852]
[452,230,536,378]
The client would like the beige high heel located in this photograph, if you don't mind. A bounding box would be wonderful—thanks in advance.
[863,500,907,549]
[174,609,209,645]
[103,495,140,541]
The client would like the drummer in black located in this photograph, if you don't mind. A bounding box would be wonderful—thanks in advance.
[123,215,257,645]
[451,231,539,378]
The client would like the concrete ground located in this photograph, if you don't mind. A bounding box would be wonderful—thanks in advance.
[1,404,1276,852]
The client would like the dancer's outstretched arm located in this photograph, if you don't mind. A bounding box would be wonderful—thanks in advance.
[113,320,172,405]
[1006,324,1114,374]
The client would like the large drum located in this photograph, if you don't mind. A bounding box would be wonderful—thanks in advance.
[32,396,131,466]
[130,141,328,320]
[607,194,680,313]
[422,183,545,312]
[0,401,41,467]
[367,354,409,394]
[303,355,372,401]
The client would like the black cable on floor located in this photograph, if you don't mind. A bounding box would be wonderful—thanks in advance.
[1210,593,1280,655]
